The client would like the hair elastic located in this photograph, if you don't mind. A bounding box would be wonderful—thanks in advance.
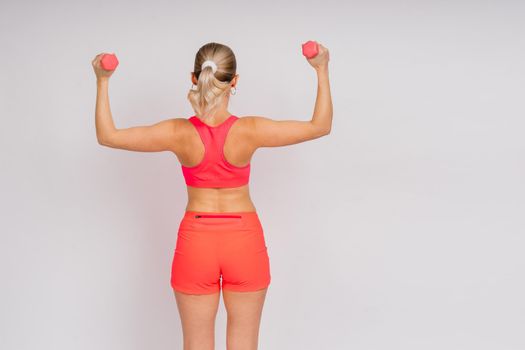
[201,60,218,73]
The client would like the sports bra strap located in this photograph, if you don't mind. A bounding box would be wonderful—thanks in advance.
[182,115,250,188]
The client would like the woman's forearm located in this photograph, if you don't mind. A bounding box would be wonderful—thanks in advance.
[95,78,117,144]
[311,66,333,134]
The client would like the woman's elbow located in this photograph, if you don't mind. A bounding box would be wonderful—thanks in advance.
[318,126,331,137]
[96,128,120,147]
[97,133,113,147]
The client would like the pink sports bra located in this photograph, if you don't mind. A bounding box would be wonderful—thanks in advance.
[181,115,251,188]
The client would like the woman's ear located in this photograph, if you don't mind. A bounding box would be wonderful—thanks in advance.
[191,72,197,85]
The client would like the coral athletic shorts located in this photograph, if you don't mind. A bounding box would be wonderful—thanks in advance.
[171,211,271,294]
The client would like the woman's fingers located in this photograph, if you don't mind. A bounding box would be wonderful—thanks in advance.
[92,53,105,66]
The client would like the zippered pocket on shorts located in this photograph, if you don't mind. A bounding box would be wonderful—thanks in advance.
[195,214,242,219]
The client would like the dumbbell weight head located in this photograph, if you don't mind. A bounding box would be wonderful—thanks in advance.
[302,40,319,58]
[100,53,119,70]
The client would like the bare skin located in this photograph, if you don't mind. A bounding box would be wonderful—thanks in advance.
[92,43,332,349]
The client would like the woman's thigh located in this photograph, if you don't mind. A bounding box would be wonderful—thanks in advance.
[222,288,269,349]
[173,289,220,348]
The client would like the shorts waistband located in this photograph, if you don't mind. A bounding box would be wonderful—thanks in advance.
[184,210,259,219]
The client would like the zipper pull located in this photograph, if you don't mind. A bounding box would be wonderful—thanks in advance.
[195,215,201,218]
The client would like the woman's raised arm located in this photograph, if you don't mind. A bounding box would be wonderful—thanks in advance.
[246,43,332,148]
[92,53,184,153]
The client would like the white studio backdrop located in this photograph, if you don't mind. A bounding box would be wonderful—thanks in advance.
[1,0,524,349]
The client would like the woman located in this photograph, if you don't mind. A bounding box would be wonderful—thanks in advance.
[92,41,332,349]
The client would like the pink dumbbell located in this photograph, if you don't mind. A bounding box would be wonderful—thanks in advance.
[302,40,319,58]
[100,53,119,70]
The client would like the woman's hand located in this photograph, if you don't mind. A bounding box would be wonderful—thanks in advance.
[91,53,116,80]
[306,43,330,71]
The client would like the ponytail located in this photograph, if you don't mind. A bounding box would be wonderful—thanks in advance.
[187,42,237,120]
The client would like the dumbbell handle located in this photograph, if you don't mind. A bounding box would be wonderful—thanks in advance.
[302,41,319,59]
[100,53,119,70]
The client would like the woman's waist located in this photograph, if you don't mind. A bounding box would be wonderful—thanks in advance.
[185,193,256,213]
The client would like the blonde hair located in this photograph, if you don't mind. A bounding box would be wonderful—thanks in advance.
[187,42,237,120]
